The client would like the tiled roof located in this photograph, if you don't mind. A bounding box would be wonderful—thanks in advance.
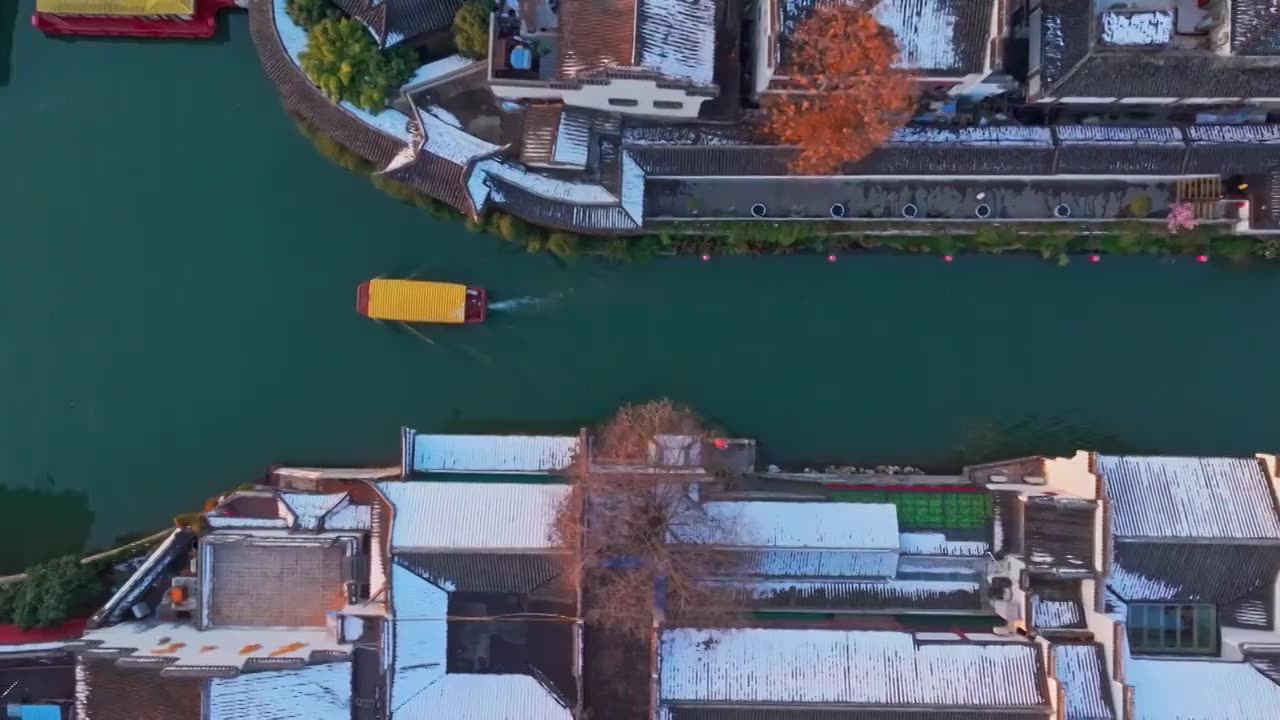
[249,0,404,168]
[1108,542,1280,603]
[1054,146,1185,174]
[1024,497,1095,572]
[723,578,984,612]
[694,501,899,549]
[659,629,1048,708]
[730,548,899,579]
[379,149,475,216]
[898,532,989,557]
[558,0,637,77]
[1231,0,1280,55]
[378,481,569,551]
[395,551,568,593]
[847,146,1058,175]
[520,104,565,166]
[636,0,717,84]
[75,660,203,720]
[1097,455,1280,540]
[207,662,352,720]
[1030,581,1085,630]
[779,0,994,75]
[1125,655,1280,720]
[398,674,572,720]
[332,0,466,47]
[1052,643,1114,720]
[410,433,580,474]
[206,540,348,627]
[1038,0,1280,99]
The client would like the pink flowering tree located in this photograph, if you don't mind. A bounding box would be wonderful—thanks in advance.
[1167,202,1197,233]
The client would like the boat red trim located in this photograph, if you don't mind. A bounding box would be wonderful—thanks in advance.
[356,281,371,317]
[32,0,233,37]
[465,287,486,323]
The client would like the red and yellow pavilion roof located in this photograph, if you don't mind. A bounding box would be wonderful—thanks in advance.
[36,0,195,16]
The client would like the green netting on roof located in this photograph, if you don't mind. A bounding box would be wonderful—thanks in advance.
[827,489,993,529]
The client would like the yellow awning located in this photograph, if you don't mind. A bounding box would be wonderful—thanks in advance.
[36,0,194,15]
[365,280,467,324]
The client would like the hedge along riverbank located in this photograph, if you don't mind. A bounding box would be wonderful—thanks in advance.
[291,115,1280,264]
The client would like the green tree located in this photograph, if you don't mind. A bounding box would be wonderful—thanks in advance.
[300,18,418,112]
[7,556,106,630]
[285,0,338,29]
[452,0,492,59]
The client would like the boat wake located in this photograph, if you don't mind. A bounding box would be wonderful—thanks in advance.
[487,294,561,312]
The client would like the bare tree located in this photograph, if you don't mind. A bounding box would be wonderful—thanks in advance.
[556,400,744,642]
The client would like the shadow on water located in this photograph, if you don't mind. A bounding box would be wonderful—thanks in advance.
[944,415,1154,469]
[0,0,17,87]
[0,482,95,574]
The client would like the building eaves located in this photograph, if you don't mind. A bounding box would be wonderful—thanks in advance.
[1097,455,1280,541]
[1051,643,1114,720]
[394,551,569,593]
[658,628,1049,708]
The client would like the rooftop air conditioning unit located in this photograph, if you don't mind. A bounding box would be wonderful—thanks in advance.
[1025,476,1047,485]
[988,474,1009,484]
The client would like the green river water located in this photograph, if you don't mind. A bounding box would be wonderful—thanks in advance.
[2,4,1279,570]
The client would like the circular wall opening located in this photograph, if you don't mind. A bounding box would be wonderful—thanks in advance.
[975,204,991,219]
[750,203,767,218]
[902,203,918,218]
[1054,204,1072,218]
[830,203,846,218]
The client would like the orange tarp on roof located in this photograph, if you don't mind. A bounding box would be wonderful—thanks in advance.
[364,279,467,324]
[36,0,194,15]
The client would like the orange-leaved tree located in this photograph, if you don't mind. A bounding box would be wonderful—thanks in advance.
[761,1,916,175]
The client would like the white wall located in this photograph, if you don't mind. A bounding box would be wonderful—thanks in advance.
[491,78,709,118]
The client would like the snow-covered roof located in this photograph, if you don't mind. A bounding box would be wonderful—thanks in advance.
[890,126,1053,146]
[1105,560,1181,601]
[735,548,898,578]
[1185,124,1280,144]
[1099,11,1172,47]
[659,629,1046,708]
[1126,656,1280,720]
[1032,595,1083,628]
[389,566,447,715]
[279,492,348,531]
[417,109,500,166]
[872,0,958,71]
[377,481,569,551]
[898,532,989,556]
[402,54,479,91]
[1052,643,1114,720]
[636,0,717,85]
[397,675,572,720]
[409,433,580,474]
[207,662,352,720]
[387,565,570,720]
[1054,126,1183,145]
[698,501,899,549]
[81,622,347,670]
[727,578,981,607]
[1096,455,1280,540]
